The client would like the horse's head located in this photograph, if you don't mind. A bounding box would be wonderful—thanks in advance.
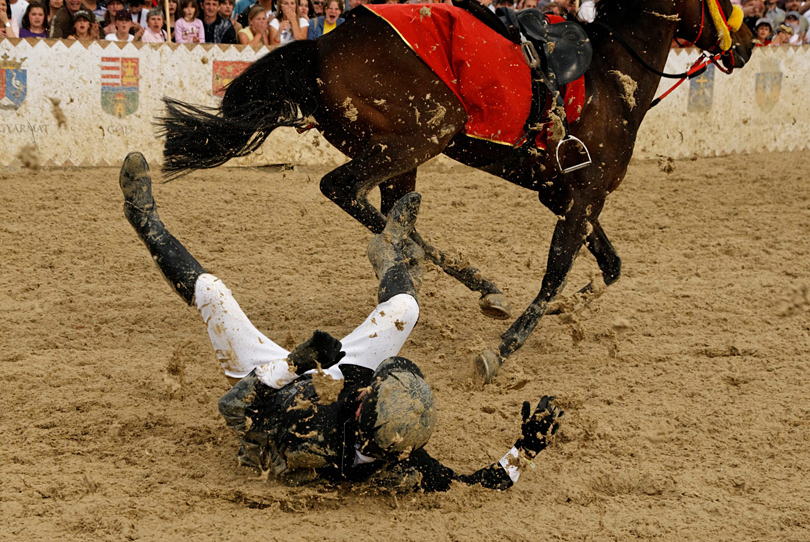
[677,0,755,71]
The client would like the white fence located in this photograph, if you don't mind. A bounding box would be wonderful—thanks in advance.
[0,38,804,167]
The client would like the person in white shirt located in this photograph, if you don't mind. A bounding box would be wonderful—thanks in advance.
[269,0,307,46]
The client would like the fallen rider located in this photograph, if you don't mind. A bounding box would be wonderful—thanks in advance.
[119,152,563,492]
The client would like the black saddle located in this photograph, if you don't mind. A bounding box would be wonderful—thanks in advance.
[500,7,592,85]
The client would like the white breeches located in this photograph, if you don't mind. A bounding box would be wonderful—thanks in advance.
[194,273,419,388]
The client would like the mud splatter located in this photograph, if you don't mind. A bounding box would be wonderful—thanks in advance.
[609,70,638,110]
[342,98,359,122]
[49,97,67,128]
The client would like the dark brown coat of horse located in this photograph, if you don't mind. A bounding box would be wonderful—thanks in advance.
[159,0,754,384]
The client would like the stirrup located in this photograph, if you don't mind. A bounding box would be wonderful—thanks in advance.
[555,135,592,174]
[520,41,541,69]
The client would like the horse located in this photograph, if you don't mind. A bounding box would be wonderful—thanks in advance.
[157,0,754,384]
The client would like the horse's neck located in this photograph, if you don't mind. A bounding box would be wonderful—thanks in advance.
[592,3,680,117]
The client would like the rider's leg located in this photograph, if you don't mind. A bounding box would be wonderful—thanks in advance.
[120,152,294,386]
[331,193,424,374]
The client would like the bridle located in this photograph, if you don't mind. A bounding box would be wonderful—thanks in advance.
[589,0,744,105]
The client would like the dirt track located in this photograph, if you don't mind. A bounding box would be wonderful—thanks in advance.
[1,153,809,541]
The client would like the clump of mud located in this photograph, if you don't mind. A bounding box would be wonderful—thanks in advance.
[49,97,68,128]
[17,144,40,170]
[609,70,638,110]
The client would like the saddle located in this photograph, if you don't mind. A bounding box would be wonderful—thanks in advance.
[452,0,593,173]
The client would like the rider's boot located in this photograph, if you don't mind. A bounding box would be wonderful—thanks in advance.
[367,192,425,303]
[120,152,205,305]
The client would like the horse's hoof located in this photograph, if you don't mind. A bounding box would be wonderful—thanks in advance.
[479,293,511,320]
[473,349,502,388]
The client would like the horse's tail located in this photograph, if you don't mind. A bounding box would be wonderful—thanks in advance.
[157,40,319,178]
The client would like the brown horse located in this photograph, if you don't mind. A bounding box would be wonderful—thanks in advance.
[158,0,754,384]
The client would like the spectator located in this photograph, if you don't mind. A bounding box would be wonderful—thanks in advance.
[519,0,538,9]
[754,16,774,44]
[101,0,122,35]
[783,10,805,40]
[494,0,514,9]
[307,0,340,38]
[743,0,765,30]
[269,0,307,46]
[129,0,149,27]
[70,6,98,38]
[237,3,268,44]
[771,21,793,43]
[47,0,62,23]
[311,0,322,17]
[106,7,140,39]
[83,0,104,22]
[167,0,177,37]
[48,0,82,38]
[201,0,236,42]
[765,0,786,25]
[235,0,270,29]
[19,0,48,36]
[142,7,168,40]
[784,0,808,30]
[174,0,204,42]
[232,0,257,18]
[297,0,310,20]
[1,0,19,36]
[9,0,25,25]
[219,0,241,32]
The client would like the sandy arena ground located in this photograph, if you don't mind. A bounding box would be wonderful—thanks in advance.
[1,152,809,541]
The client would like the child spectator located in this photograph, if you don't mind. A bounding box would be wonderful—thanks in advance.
[771,21,794,44]
[269,0,307,45]
[175,0,204,42]
[237,3,268,44]
[754,16,773,44]
[1,0,20,36]
[783,10,806,41]
[141,7,168,41]
[307,0,341,38]
[105,7,141,40]
[19,0,48,36]
[70,6,97,38]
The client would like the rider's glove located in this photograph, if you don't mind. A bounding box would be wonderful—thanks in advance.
[514,396,563,459]
[287,330,346,375]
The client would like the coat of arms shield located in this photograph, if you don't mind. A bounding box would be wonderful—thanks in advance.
[0,54,27,111]
[101,57,139,118]
[755,71,782,113]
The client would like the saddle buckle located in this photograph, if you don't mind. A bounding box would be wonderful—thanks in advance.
[555,135,592,174]
[520,41,541,69]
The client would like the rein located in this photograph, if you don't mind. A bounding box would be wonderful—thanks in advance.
[591,0,743,105]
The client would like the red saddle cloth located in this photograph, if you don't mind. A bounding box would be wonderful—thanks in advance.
[361,4,585,148]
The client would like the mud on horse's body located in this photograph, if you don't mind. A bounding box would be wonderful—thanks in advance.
[158,0,754,384]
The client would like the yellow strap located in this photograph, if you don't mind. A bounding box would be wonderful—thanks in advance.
[728,5,744,32]
[707,1,741,51]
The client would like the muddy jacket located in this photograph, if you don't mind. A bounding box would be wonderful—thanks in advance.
[224,364,516,492]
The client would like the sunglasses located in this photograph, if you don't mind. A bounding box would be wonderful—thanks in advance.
[312,1,322,4]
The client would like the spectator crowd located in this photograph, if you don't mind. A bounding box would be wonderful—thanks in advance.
[0,0,589,45]
[2,0,803,47]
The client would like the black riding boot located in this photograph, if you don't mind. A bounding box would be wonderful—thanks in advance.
[120,152,205,305]
[367,192,424,303]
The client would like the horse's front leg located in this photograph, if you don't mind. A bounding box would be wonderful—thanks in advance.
[474,196,592,385]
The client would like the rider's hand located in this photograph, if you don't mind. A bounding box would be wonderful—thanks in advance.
[287,330,346,375]
[515,396,563,459]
